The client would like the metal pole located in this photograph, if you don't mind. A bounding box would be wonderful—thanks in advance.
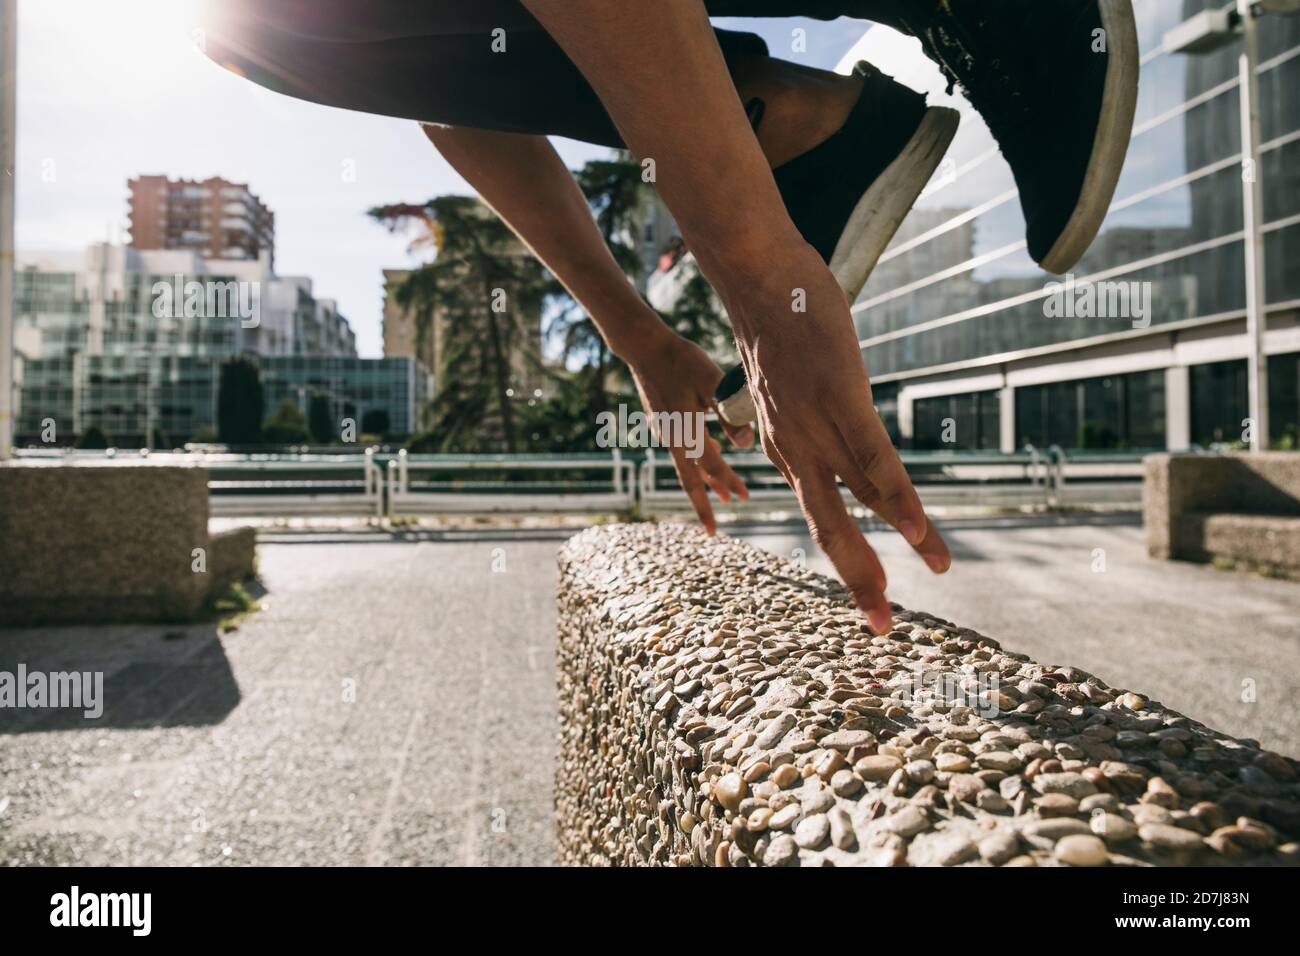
[0,0,17,460]
[1238,0,1269,450]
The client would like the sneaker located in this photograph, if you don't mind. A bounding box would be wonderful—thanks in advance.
[896,0,1139,274]
[716,61,958,426]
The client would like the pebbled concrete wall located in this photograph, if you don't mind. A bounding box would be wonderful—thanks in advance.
[556,523,1300,867]
[0,462,256,626]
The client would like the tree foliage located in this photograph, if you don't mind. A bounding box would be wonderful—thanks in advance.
[308,392,334,444]
[261,397,312,446]
[375,159,730,453]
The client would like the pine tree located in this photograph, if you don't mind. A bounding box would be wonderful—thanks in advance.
[217,356,264,446]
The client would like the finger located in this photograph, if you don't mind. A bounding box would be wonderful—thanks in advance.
[699,435,749,502]
[671,447,717,535]
[699,465,732,503]
[837,411,951,574]
[834,447,951,575]
[793,466,893,634]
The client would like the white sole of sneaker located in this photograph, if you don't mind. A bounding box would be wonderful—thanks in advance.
[717,105,960,427]
[829,104,961,302]
[1038,0,1139,274]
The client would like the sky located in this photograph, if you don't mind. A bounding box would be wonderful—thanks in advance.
[14,2,869,357]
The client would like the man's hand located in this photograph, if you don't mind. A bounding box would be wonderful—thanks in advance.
[627,333,753,534]
[723,241,952,633]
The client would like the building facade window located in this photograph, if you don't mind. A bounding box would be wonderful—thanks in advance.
[1016,369,1166,450]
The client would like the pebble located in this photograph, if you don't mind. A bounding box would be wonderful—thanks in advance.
[1090,812,1137,843]
[933,834,977,867]
[772,764,800,789]
[887,805,931,837]
[977,751,1023,773]
[801,787,836,815]
[1037,793,1081,818]
[948,773,986,804]
[768,804,801,831]
[1079,793,1121,814]
[936,753,972,773]
[1139,823,1206,853]
[977,791,1011,813]
[714,773,745,813]
[820,729,874,752]
[763,834,799,867]
[1033,772,1097,800]
[1055,834,1109,866]
[755,713,797,750]
[905,759,937,785]
[814,750,848,781]
[828,806,855,849]
[979,830,1021,865]
[831,769,863,797]
[857,754,902,781]
[1025,818,1092,841]
[794,814,830,849]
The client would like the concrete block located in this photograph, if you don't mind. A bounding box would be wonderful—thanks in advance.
[1144,453,1300,570]
[0,461,255,626]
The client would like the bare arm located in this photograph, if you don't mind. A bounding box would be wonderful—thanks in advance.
[520,0,950,630]
[421,123,751,529]
[421,125,669,362]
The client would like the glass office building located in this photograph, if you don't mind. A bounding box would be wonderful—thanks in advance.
[844,0,1300,451]
[15,354,428,445]
[13,245,429,444]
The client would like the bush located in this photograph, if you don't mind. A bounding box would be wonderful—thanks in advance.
[260,398,312,445]
[361,408,391,437]
[76,425,111,449]
[308,392,335,444]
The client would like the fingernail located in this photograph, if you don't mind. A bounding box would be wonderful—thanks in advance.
[899,519,920,544]
[925,553,948,574]
[869,607,893,634]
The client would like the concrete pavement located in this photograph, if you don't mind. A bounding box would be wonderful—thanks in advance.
[0,527,566,866]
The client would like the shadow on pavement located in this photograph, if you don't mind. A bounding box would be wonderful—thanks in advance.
[0,623,242,734]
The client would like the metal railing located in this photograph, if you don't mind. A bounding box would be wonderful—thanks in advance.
[640,447,1064,513]
[12,446,1152,517]
[1046,446,1151,509]
[207,449,385,517]
[387,449,635,516]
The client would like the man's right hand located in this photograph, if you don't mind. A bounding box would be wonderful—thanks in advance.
[719,240,952,633]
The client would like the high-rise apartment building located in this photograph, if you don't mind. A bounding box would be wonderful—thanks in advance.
[128,174,275,269]
[382,268,439,375]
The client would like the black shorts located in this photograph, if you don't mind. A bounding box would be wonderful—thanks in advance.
[200,1,882,147]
